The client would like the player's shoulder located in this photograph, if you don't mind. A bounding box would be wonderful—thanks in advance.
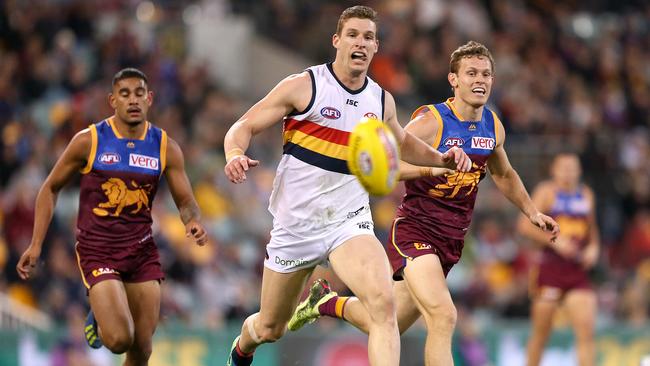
[483,104,500,117]
[72,118,112,147]
[486,108,505,145]
[275,70,315,113]
[165,134,181,152]
[144,121,166,136]
[383,89,397,107]
[62,126,95,159]
[72,125,94,144]
[581,184,595,199]
[488,109,504,128]
[280,70,313,91]
[411,104,441,121]
[535,180,556,197]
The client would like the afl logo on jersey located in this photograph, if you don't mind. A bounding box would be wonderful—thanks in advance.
[443,137,464,148]
[99,152,121,165]
[321,107,341,119]
[364,112,378,119]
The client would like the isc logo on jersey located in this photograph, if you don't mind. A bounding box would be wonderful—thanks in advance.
[129,154,159,170]
[471,137,495,150]
[99,152,121,165]
[347,117,400,196]
[443,137,464,148]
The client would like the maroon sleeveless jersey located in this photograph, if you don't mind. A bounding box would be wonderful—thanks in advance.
[386,100,500,278]
[534,186,593,292]
[77,117,167,248]
[397,100,498,240]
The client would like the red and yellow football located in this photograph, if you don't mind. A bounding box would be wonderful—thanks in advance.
[347,117,400,196]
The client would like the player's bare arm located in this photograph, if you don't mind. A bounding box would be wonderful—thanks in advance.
[581,187,600,268]
[224,72,312,183]
[165,137,207,246]
[16,129,91,280]
[397,109,454,180]
[517,182,560,243]
[488,119,559,239]
[383,92,471,173]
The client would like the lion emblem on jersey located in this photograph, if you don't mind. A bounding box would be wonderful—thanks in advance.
[429,162,485,199]
[93,178,151,217]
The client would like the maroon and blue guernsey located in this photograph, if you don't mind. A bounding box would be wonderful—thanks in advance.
[397,98,499,240]
[534,187,593,292]
[77,117,167,248]
[545,188,591,259]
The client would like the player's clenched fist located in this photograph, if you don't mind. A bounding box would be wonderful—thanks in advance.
[224,154,260,184]
[441,146,472,172]
[186,221,208,246]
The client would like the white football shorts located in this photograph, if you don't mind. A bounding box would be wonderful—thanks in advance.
[264,208,374,273]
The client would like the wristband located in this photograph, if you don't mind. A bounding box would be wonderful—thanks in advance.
[419,167,433,178]
[226,148,245,163]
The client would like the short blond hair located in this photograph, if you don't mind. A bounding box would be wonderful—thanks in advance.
[336,6,378,35]
[449,41,494,74]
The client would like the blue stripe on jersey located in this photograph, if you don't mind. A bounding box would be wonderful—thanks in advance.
[284,142,350,174]
[93,120,163,176]
[551,190,589,216]
[433,103,497,155]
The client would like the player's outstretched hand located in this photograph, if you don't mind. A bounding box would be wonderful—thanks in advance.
[186,221,208,246]
[441,146,472,172]
[530,212,560,241]
[16,245,41,280]
[224,155,260,184]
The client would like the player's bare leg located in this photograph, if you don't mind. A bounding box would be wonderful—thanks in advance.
[329,234,400,366]
[123,280,161,366]
[89,280,135,354]
[526,289,560,366]
[288,274,420,335]
[328,279,420,335]
[229,266,314,365]
[564,289,596,366]
[402,254,457,366]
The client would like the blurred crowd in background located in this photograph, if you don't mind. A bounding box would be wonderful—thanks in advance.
[0,0,649,357]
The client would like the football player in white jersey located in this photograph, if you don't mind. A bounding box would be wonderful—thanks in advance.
[288,41,560,366]
[223,6,471,366]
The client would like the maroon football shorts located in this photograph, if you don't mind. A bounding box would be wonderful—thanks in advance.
[74,238,164,289]
[531,257,592,300]
[385,216,464,280]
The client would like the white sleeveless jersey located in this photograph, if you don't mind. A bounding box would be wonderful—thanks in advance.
[269,63,386,236]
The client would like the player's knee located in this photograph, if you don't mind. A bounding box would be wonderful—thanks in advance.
[421,301,457,331]
[364,290,396,322]
[103,331,134,354]
[574,322,595,340]
[130,339,153,361]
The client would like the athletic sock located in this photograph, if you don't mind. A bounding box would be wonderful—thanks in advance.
[318,296,351,319]
[230,340,254,366]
